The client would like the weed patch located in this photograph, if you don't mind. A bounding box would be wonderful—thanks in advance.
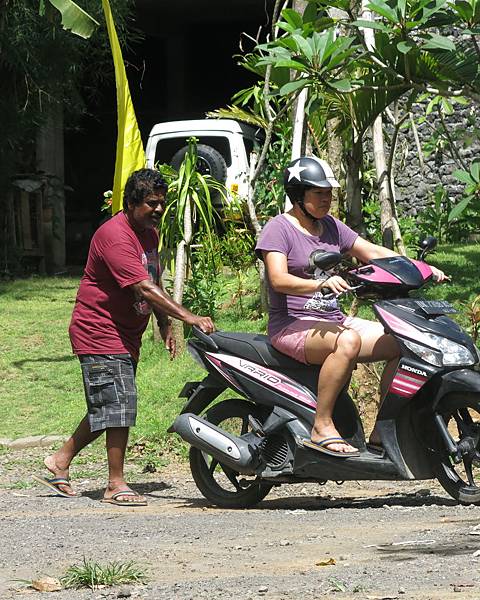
[61,558,147,590]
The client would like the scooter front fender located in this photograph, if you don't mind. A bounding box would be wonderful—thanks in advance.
[432,369,480,412]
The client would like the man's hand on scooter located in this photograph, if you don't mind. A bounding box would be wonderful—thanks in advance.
[189,315,216,334]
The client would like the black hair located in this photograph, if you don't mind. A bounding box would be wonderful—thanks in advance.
[284,184,308,204]
[123,168,168,211]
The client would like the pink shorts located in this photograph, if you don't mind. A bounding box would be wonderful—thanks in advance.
[270,317,384,364]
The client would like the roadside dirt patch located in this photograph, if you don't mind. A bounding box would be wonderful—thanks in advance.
[1,448,479,600]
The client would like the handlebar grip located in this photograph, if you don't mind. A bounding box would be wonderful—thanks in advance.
[192,325,219,351]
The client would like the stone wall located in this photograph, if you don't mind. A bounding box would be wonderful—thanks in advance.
[375,102,478,217]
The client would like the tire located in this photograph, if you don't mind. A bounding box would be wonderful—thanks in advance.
[171,144,228,184]
[189,399,273,508]
[432,404,480,505]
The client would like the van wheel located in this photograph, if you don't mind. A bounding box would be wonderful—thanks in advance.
[171,144,227,184]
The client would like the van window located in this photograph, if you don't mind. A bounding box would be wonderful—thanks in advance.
[154,136,232,167]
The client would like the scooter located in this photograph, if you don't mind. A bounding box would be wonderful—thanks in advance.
[170,238,480,507]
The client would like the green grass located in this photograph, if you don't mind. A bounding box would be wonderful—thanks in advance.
[0,269,265,449]
[0,245,477,450]
[60,558,147,590]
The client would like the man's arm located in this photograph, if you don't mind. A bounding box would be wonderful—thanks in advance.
[130,279,215,333]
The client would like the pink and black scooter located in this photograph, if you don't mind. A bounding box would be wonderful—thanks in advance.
[171,238,480,507]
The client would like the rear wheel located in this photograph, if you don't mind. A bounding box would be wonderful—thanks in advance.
[189,399,273,508]
[433,405,480,504]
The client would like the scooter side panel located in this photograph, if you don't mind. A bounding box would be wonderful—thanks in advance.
[377,359,438,421]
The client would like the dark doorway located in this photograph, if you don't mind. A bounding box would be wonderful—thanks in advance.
[64,0,275,264]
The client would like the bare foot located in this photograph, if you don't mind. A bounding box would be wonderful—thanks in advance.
[44,455,77,496]
[103,481,147,505]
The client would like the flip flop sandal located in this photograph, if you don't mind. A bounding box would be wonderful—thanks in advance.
[101,490,148,506]
[303,436,360,458]
[32,475,78,498]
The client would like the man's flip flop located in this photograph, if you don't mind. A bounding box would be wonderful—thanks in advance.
[101,491,147,506]
[303,437,360,458]
[32,475,78,498]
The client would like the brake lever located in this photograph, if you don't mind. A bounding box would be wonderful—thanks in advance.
[321,284,365,301]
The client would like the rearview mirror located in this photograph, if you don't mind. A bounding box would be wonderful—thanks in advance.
[308,250,343,273]
[417,236,437,260]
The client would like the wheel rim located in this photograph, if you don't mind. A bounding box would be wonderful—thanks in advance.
[196,156,211,177]
[441,407,480,493]
[197,411,262,496]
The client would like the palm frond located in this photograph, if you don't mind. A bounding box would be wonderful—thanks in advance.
[206,106,268,130]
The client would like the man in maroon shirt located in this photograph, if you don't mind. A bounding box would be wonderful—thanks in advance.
[34,169,214,506]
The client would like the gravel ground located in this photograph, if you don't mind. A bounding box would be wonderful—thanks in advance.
[1,448,480,600]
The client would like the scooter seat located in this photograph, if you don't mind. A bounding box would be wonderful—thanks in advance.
[209,331,311,370]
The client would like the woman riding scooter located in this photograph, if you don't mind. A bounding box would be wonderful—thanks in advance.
[256,156,448,457]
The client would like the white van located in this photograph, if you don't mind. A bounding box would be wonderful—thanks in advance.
[145,119,261,203]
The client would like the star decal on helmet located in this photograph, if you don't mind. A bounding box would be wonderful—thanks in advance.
[287,162,307,182]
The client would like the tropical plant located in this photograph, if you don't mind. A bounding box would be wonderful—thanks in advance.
[220,218,257,316]
[183,240,222,317]
[247,0,480,238]
[450,160,480,225]
[157,137,227,349]
[464,294,480,343]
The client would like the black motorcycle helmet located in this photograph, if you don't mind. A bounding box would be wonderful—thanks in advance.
[284,156,339,220]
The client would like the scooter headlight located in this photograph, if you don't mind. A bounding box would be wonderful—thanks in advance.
[404,333,475,367]
[403,340,443,367]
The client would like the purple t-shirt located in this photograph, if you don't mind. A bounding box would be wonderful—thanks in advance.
[256,214,358,337]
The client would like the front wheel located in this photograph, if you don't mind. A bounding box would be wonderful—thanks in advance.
[433,404,480,505]
[189,399,273,508]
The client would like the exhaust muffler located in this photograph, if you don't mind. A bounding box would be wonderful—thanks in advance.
[173,413,258,474]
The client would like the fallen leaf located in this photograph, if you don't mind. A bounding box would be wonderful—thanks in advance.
[315,557,336,566]
[31,576,62,592]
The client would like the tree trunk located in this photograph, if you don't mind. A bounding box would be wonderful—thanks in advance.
[361,0,405,253]
[246,151,269,315]
[171,197,193,353]
[36,100,65,272]
[345,141,366,235]
[326,117,343,218]
[371,117,394,249]
[286,0,309,212]
[286,88,308,212]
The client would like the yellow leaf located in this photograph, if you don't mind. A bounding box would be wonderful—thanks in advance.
[31,576,62,592]
[315,557,336,566]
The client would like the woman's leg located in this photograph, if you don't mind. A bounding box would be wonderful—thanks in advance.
[304,323,362,453]
[345,317,400,445]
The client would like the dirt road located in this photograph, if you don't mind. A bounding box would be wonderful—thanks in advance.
[1,450,480,600]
